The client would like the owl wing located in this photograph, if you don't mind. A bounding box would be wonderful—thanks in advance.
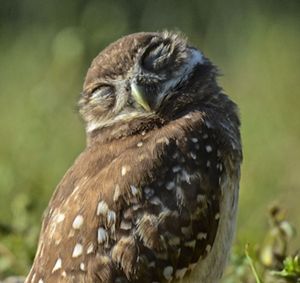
[25,111,238,283]
[112,116,224,283]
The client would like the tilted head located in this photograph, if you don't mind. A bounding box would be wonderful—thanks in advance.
[79,31,220,135]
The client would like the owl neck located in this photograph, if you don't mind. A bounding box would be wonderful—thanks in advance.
[86,115,166,146]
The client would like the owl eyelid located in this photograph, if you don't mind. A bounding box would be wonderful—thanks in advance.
[90,84,114,97]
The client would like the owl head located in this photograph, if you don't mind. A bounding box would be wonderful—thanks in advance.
[79,31,218,133]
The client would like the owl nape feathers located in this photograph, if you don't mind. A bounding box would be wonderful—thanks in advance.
[25,31,242,283]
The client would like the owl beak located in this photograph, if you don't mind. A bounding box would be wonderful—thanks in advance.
[131,82,152,112]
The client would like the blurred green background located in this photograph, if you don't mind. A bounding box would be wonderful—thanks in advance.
[0,0,299,278]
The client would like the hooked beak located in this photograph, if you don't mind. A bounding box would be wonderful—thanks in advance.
[131,82,152,112]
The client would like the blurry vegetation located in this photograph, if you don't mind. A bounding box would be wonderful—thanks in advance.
[0,0,299,279]
[223,205,300,283]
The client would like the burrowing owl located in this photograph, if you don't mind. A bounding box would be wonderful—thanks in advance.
[26,31,242,283]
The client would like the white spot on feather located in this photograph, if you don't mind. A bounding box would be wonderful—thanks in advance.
[205,145,213,152]
[205,121,212,129]
[190,152,197,159]
[97,200,108,216]
[184,240,196,248]
[121,166,128,176]
[137,142,143,147]
[197,194,205,203]
[97,227,107,244]
[107,210,116,228]
[181,170,192,184]
[197,232,208,240]
[150,196,163,206]
[130,185,139,196]
[206,244,212,253]
[168,236,180,246]
[72,243,83,258]
[113,184,120,202]
[56,213,65,223]
[217,163,223,171]
[144,187,155,199]
[72,215,84,229]
[181,226,192,236]
[80,262,85,271]
[172,165,181,173]
[166,181,176,190]
[138,154,148,161]
[87,243,94,254]
[52,258,62,273]
[163,266,173,280]
[120,220,132,230]
[176,186,185,206]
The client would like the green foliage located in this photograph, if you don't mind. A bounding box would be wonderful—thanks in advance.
[223,206,300,283]
[245,245,263,283]
[271,256,300,282]
[0,0,299,279]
